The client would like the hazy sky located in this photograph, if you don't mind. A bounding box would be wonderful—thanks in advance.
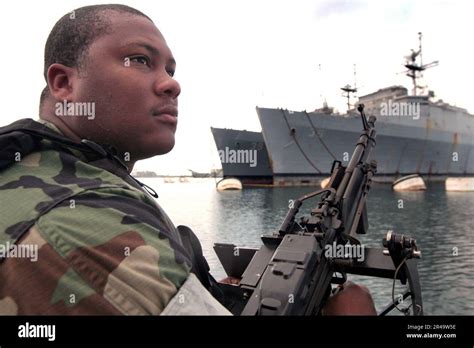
[1,0,472,174]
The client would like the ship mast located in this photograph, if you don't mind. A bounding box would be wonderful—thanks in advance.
[403,32,439,96]
[318,63,327,106]
[340,64,357,112]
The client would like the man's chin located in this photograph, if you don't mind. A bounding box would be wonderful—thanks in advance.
[140,141,175,159]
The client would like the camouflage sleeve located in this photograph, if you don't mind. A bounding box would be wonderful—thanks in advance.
[0,186,192,315]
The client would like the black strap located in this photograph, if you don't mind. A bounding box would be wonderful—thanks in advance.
[177,225,227,305]
[0,119,159,198]
[177,225,212,288]
[0,119,99,171]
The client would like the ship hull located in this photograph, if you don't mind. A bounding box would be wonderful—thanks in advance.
[257,104,474,182]
[211,127,273,185]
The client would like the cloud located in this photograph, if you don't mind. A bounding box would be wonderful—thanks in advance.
[313,0,368,19]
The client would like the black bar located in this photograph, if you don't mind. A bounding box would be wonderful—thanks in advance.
[0,316,472,345]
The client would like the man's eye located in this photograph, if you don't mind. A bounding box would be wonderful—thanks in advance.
[167,70,175,77]
[129,56,150,66]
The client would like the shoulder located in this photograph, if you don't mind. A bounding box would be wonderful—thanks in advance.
[0,139,194,314]
[41,185,192,311]
[0,187,192,315]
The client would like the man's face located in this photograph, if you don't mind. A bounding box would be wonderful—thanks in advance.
[68,12,180,161]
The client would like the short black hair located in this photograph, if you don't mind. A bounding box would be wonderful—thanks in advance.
[40,4,152,106]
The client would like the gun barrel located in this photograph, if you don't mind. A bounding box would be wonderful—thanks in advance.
[335,118,376,205]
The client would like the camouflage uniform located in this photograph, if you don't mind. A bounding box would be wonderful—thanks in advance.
[0,118,230,315]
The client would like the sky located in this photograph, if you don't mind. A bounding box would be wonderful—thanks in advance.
[1,0,473,174]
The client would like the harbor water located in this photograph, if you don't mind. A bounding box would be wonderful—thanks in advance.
[142,178,473,315]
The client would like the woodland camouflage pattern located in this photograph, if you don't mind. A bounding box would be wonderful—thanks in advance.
[0,119,191,314]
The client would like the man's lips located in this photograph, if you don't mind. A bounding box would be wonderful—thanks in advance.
[154,114,177,126]
[152,105,178,125]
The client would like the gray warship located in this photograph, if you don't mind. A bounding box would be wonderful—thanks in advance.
[256,33,473,185]
[210,127,273,185]
[211,33,473,186]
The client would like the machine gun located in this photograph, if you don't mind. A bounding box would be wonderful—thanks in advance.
[214,104,423,316]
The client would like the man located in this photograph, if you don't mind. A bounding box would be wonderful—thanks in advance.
[0,4,376,315]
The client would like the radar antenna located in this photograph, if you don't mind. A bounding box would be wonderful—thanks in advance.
[402,32,439,95]
[340,64,358,112]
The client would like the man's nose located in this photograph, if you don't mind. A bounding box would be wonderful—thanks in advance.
[154,74,181,99]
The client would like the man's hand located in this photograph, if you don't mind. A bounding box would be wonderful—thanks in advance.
[322,281,377,315]
[219,276,241,285]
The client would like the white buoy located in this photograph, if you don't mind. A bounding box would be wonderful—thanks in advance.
[392,174,426,191]
[320,177,331,189]
[216,178,243,191]
[445,177,474,191]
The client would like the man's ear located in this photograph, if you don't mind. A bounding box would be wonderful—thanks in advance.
[46,63,77,101]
